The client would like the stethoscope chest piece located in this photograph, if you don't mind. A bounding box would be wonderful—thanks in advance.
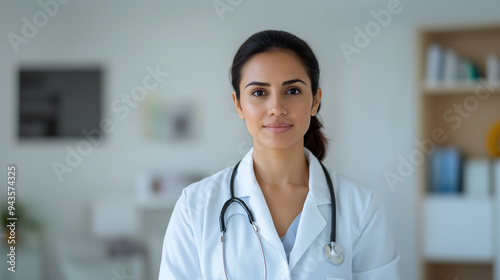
[324,242,344,265]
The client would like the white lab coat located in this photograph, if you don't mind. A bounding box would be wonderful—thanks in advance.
[159,147,400,280]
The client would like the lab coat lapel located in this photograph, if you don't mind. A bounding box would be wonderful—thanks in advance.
[233,148,288,261]
[248,185,288,261]
[288,148,331,270]
[232,147,333,266]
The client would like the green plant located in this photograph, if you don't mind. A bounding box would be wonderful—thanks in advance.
[1,200,39,246]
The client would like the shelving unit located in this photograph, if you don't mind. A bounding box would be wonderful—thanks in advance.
[417,23,500,280]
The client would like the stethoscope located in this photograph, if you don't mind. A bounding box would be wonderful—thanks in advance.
[219,159,344,280]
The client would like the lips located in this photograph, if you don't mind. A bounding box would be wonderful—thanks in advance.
[264,123,293,133]
[265,123,292,128]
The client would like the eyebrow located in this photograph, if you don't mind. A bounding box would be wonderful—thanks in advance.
[244,78,306,89]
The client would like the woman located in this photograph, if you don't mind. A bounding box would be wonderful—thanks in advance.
[159,30,400,280]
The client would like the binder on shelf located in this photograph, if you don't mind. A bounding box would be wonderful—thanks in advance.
[425,43,444,86]
[469,62,480,81]
[427,146,462,194]
[427,146,442,193]
[486,54,500,84]
[461,59,480,84]
[443,49,459,85]
[495,159,500,196]
[463,158,491,197]
[459,58,469,83]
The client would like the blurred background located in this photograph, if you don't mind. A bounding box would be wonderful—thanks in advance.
[1,0,500,279]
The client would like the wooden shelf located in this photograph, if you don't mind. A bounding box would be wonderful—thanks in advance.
[418,25,500,77]
[422,83,500,95]
[417,23,500,280]
[426,262,493,280]
[421,93,500,158]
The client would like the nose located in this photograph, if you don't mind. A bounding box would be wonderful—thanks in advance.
[268,93,287,116]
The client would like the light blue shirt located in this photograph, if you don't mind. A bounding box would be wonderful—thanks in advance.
[280,212,302,263]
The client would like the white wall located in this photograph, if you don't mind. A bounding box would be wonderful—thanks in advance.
[1,0,500,279]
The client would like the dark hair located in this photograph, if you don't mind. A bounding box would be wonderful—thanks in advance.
[230,30,328,160]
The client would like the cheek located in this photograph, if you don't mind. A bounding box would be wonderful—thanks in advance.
[241,100,264,118]
[294,106,314,130]
[294,104,313,119]
[299,115,312,130]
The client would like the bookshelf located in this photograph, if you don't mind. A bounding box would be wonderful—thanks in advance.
[417,23,500,280]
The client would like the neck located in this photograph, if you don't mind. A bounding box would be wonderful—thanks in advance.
[252,141,309,189]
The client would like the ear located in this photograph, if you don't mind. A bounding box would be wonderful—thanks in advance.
[311,88,322,116]
[232,91,245,119]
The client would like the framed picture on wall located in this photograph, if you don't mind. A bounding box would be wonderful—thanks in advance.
[18,67,102,139]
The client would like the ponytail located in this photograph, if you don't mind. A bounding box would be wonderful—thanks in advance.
[304,105,328,161]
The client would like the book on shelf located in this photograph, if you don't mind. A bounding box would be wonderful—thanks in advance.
[425,43,443,86]
[463,158,491,197]
[427,146,463,194]
[486,54,500,84]
[443,49,459,85]
[425,43,481,87]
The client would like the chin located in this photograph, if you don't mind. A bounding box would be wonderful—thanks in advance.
[256,138,302,151]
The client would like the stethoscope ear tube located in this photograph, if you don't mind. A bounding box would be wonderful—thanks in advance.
[220,160,257,233]
[319,161,344,265]
[220,160,266,280]
[319,161,336,244]
[229,160,241,198]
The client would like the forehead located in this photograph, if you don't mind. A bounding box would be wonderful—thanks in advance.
[240,50,309,84]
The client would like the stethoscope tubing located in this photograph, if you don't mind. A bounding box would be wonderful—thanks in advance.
[219,158,340,279]
[319,161,337,245]
[221,220,267,280]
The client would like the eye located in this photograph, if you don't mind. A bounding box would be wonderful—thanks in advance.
[251,90,266,97]
[286,88,301,95]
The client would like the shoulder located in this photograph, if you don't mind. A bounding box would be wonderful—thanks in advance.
[330,171,385,229]
[331,171,376,203]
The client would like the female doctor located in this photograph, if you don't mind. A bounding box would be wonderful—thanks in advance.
[159,30,400,280]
